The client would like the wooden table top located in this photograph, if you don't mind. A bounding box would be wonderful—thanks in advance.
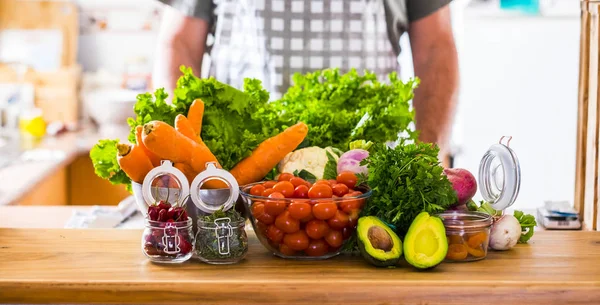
[0,228,599,305]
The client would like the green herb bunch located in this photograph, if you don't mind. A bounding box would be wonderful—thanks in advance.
[360,142,457,237]
[196,208,248,261]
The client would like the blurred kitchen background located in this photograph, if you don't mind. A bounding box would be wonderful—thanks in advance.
[0,0,579,211]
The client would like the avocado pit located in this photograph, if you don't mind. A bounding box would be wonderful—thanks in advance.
[367,226,393,251]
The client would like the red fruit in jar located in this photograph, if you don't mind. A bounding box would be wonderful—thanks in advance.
[328,210,350,230]
[332,183,350,197]
[336,171,358,189]
[250,184,265,196]
[158,209,168,222]
[275,211,300,233]
[252,203,274,224]
[278,173,294,182]
[293,185,309,198]
[167,207,177,220]
[266,225,285,243]
[325,230,344,248]
[265,193,286,216]
[305,239,329,257]
[158,201,171,210]
[273,181,295,198]
[262,188,276,197]
[147,207,159,221]
[178,239,193,255]
[288,201,312,220]
[305,219,330,239]
[290,177,309,188]
[347,209,360,228]
[312,201,338,220]
[308,184,333,199]
[263,181,277,189]
[279,243,297,256]
[144,242,160,256]
[283,231,309,251]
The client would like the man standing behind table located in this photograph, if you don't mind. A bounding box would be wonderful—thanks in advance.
[153,0,458,158]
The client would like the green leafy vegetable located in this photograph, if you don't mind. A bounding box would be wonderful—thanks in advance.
[514,210,536,243]
[322,151,338,180]
[89,139,131,192]
[269,68,419,150]
[196,208,247,261]
[360,142,457,237]
[349,140,373,151]
[293,169,318,183]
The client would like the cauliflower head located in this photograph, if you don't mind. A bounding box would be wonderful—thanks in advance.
[277,146,339,179]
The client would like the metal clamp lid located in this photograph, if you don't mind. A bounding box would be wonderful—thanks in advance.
[190,162,239,214]
[141,160,190,207]
[478,136,521,211]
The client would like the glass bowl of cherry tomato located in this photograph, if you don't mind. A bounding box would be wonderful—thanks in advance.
[240,171,371,259]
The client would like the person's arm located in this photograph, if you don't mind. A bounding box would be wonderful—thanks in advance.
[152,5,210,93]
[408,5,458,158]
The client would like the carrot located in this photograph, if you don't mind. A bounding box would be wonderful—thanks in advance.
[142,121,225,188]
[230,122,308,186]
[174,114,200,144]
[117,143,154,184]
[174,162,197,185]
[187,99,204,136]
[136,125,161,167]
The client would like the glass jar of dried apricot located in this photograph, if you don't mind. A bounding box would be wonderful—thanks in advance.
[438,211,493,262]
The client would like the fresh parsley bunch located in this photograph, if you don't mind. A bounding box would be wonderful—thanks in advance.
[361,142,457,237]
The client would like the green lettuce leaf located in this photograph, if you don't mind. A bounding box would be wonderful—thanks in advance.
[322,151,338,180]
[89,139,131,191]
[514,210,536,243]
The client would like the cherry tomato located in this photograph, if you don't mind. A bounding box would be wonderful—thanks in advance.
[262,188,276,197]
[336,171,358,188]
[328,179,338,186]
[315,180,333,187]
[283,231,309,251]
[325,230,343,248]
[332,183,349,197]
[312,201,338,220]
[300,213,314,223]
[327,210,350,229]
[264,193,286,216]
[263,181,277,189]
[252,203,274,224]
[290,177,309,188]
[308,184,333,199]
[278,173,294,182]
[250,184,265,196]
[341,227,352,239]
[340,192,362,213]
[279,243,297,256]
[293,185,309,198]
[266,225,284,243]
[255,221,268,235]
[347,209,360,228]
[305,219,330,239]
[288,201,312,220]
[275,211,300,233]
[305,239,329,256]
[273,181,295,198]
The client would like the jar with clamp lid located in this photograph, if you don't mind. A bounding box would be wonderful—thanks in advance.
[140,161,194,263]
[191,162,248,264]
[441,136,521,262]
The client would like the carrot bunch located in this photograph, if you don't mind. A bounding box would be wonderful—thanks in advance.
[117,99,309,188]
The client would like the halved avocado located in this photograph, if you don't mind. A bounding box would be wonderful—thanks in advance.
[403,212,448,269]
[357,216,402,267]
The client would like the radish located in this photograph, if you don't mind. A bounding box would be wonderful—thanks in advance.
[444,168,477,206]
[489,214,522,250]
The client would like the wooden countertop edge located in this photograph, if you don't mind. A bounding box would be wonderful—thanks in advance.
[1,281,599,305]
